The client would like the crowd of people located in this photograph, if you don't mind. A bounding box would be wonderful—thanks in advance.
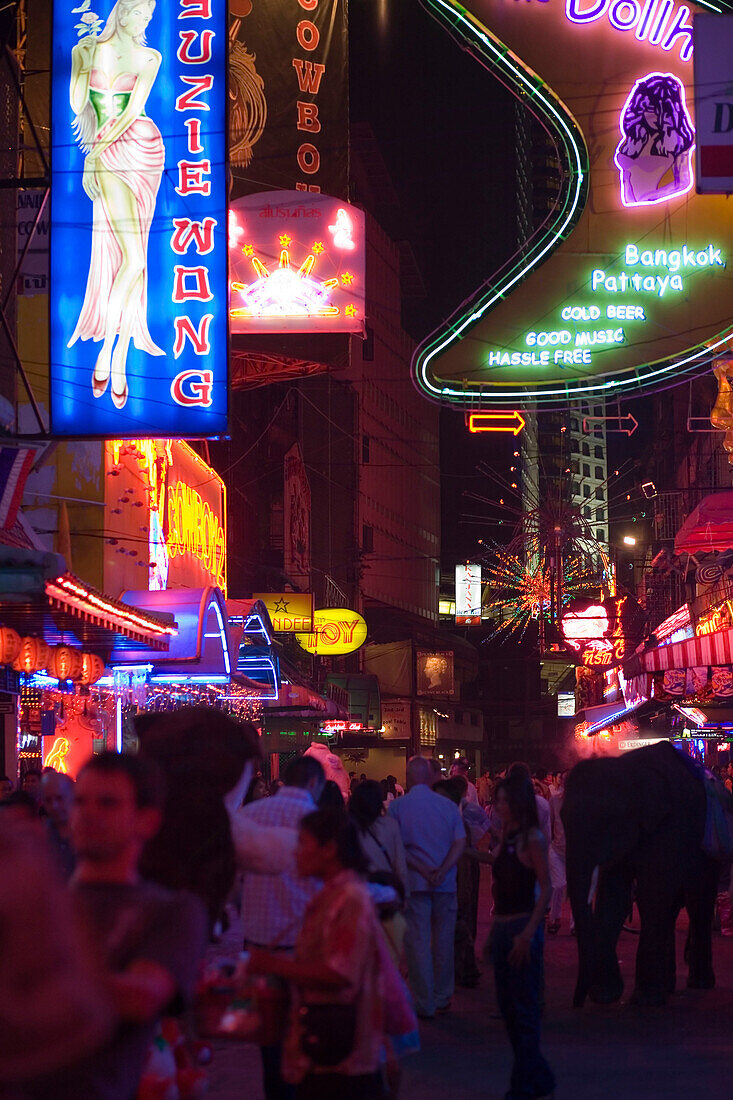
[0,714,563,1100]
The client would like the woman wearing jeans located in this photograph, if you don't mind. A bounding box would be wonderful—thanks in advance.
[487,775,555,1100]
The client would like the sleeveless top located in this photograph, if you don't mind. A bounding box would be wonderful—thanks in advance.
[89,70,144,129]
[492,830,537,916]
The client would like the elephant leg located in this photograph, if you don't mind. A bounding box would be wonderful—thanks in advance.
[632,876,680,1006]
[685,857,717,989]
[587,863,631,1005]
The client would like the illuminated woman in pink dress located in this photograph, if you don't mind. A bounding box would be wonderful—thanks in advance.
[614,72,695,208]
[68,0,165,410]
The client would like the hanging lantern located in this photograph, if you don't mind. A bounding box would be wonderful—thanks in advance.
[0,627,22,666]
[12,636,50,675]
[80,652,106,686]
[47,645,84,682]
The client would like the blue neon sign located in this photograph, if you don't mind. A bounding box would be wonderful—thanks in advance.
[50,0,228,437]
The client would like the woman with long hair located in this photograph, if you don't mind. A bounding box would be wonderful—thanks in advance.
[248,809,385,1099]
[486,774,555,1100]
[349,779,408,898]
[68,0,165,409]
[614,72,694,207]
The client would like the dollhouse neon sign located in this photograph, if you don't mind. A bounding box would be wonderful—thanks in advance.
[565,0,694,61]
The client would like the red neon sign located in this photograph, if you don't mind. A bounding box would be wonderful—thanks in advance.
[468,411,525,435]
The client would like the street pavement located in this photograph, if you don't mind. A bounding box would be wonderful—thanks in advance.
[206,866,733,1098]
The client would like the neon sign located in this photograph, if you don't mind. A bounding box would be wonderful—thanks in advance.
[562,594,647,666]
[229,191,365,334]
[50,0,228,438]
[413,0,733,406]
[295,608,368,656]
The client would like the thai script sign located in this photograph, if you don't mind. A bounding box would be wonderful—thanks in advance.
[50,0,228,437]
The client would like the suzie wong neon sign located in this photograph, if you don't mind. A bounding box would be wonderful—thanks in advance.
[413,0,733,406]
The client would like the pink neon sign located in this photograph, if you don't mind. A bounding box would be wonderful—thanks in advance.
[228,190,365,335]
[615,71,695,206]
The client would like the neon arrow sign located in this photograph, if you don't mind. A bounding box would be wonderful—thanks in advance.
[468,411,526,434]
[413,0,733,407]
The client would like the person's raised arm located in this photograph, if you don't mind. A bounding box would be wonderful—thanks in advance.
[69,36,96,117]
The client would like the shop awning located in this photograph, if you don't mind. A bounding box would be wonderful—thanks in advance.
[624,626,733,677]
[110,587,230,680]
[674,491,733,556]
[0,549,176,653]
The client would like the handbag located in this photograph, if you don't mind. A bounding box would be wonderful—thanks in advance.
[299,1002,358,1066]
[195,960,289,1046]
[375,924,418,1038]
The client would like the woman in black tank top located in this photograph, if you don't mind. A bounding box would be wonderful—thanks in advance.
[486,774,555,1100]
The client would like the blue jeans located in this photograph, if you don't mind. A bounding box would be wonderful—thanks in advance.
[404,891,458,1016]
[490,918,555,1099]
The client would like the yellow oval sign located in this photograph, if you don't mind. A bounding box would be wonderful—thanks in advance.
[295,608,367,656]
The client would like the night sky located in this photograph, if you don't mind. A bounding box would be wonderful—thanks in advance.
[349,0,519,567]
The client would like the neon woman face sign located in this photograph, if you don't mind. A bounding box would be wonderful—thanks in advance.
[615,71,695,206]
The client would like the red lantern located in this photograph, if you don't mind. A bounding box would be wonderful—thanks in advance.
[0,627,22,666]
[47,645,84,681]
[13,636,50,675]
[80,652,106,686]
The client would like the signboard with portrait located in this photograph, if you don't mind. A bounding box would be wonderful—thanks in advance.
[416,650,455,696]
[50,0,228,438]
[414,0,733,407]
[229,192,365,334]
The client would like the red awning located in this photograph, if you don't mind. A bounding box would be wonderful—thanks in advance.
[674,491,733,556]
[633,626,733,672]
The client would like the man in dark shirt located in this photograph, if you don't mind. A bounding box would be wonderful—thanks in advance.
[41,769,76,879]
[32,752,207,1100]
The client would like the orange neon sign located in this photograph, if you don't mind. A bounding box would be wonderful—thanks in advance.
[167,481,226,591]
[43,736,70,773]
[468,411,525,435]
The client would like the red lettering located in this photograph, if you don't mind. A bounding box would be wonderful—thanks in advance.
[170,217,217,255]
[173,314,214,358]
[297,101,321,134]
[171,369,214,407]
[292,58,326,94]
[176,160,211,196]
[172,265,214,302]
[179,0,211,18]
[296,20,319,50]
[339,620,358,643]
[175,75,214,112]
[295,183,321,192]
[184,118,204,154]
[177,29,215,63]
[297,143,320,175]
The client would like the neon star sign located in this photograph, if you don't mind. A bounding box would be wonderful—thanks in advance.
[413,0,733,406]
[229,191,365,334]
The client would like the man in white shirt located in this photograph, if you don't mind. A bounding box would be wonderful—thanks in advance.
[450,757,479,805]
[234,755,325,1100]
[389,756,466,1019]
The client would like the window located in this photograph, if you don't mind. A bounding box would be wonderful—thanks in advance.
[595,507,606,521]
[571,480,580,496]
[595,487,605,500]
[594,405,603,417]
[583,506,591,517]
[570,417,579,431]
[595,466,603,479]
[583,463,590,477]
[596,529,605,541]
[582,442,590,456]
[362,435,370,464]
[570,461,579,474]
[594,446,603,459]
[362,524,374,553]
[583,484,590,497]
[569,440,579,453]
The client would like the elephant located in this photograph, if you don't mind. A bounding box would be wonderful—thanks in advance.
[561,741,719,1008]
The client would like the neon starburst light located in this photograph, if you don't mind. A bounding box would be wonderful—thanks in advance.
[231,241,342,319]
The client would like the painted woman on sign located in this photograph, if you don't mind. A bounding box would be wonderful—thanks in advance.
[68,0,165,411]
[614,72,695,207]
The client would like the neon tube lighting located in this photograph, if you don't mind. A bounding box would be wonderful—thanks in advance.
[413,0,733,405]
